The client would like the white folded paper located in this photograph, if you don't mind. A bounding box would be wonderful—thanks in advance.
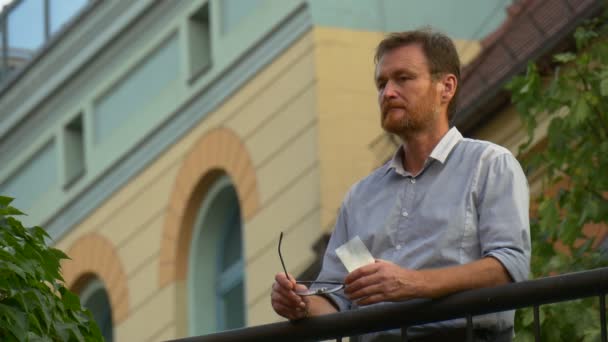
[335,236,375,273]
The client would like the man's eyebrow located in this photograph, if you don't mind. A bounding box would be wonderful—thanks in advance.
[375,67,416,83]
[392,67,417,76]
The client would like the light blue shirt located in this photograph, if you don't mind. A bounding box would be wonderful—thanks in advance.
[316,127,531,340]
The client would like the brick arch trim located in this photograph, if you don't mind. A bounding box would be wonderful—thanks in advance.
[159,127,260,288]
[61,233,129,324]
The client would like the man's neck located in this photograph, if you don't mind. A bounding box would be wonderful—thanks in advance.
[400,123,449,176]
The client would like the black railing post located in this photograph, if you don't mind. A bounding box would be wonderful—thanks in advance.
[465,315,473,342]
[533,305,541,342]
[400,326,408,341]
[44,0,50,40]
[1,4,8,78]
[600,294,606,342]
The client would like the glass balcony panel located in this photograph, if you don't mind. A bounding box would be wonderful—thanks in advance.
[7,0,44,52]
[50,0,87,34]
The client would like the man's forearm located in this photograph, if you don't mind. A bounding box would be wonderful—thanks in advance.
[307,295,340,316]
[420,257,511,299]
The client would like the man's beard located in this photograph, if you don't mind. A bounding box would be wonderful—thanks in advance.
[380,90,439,137]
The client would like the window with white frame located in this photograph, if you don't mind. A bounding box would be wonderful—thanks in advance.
[188,174,246,335]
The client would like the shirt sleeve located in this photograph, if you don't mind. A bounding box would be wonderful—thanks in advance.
[476,152,531,283]
[314,193,353,312]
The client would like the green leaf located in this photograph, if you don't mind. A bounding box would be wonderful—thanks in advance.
[554,52,576,64]
[521,308,534,326]
[0,196,14,207]
[29,227,49,243]
[1,261,27,280]
[520,79,533,94]
[0,303,28,341]
[600,78,608,97]
[60,288,81,311]
[0,206,25,216]
[574,26,598,50]
[582,329,600,342]
[27,312,43,334]
[49,248,68,261]
[538,199,559,233]
[538,307,546,325]
[571,98,591,125]
[513,330,535,342]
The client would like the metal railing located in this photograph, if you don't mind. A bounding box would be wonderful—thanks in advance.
[172,267,608,342]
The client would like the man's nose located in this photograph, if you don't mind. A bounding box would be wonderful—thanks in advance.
[382,80,398,99]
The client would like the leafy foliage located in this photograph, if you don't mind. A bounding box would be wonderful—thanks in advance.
[0,196,102,341]
[506,12,608,342]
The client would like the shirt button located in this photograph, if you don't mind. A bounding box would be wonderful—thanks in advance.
[410,178,416,184]
[396,244,402,250]
[401,211,408,217]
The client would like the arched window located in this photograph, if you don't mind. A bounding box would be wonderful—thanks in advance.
[188,175,246,335]
[79,277,114,342]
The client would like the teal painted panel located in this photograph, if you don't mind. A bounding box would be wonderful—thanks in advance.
[0,140,57,212]
[308,0,385,31]
[382,0,511,39]
[219,0,264,34]
[308,0,511,39]
[93,35,180,144]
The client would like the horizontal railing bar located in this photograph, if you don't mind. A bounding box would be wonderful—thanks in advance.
[171,267,608,342]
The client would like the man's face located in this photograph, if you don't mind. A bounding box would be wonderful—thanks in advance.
[374,44,442,136]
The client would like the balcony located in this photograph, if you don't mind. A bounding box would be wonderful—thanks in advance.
[171,267,608,342]
[0,0,91,88]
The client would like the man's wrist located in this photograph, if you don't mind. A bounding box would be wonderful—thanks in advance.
[414,269,437,298]
[306,294,339,316]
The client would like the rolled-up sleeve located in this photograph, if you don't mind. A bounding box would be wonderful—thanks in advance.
[476,153,531,282]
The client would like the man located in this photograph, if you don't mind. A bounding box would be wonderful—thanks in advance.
[271,28,530,341]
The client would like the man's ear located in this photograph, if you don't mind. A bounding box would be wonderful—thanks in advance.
[440,74,457,103]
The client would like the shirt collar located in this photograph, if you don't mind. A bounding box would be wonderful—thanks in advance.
[384,127,463,175]
[429,126,463,164]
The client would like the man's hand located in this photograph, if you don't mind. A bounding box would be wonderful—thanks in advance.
[344,257,512,306]
[271,273,309,320]
[344,259,426,306]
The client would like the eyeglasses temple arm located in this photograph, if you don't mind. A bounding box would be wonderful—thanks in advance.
[278,232,291,281]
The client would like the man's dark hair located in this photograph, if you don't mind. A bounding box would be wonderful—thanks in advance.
[374,28,461,120]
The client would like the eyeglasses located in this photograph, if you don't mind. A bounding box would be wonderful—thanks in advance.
[278,232,344,296]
